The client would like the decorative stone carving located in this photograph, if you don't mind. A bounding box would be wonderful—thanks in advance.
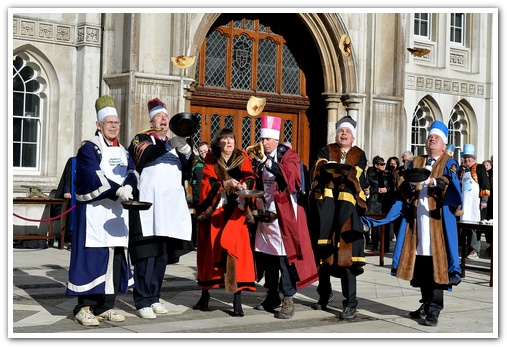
[39,23,53,39]
[444,80,451,91]
[405,73,484,99]
[450,53,465,66]
[460,83,468,94]
[417,77,424,89]
[425,78,433,89]
[452,82,459,93]
[56,26,71,42]
[406,75,415,87]
[76,25,101,46]
[20,20,35,37]
[86,27,100,43]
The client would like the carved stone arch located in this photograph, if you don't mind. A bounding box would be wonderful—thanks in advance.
[298,13,356,95]
[418,94,443,122]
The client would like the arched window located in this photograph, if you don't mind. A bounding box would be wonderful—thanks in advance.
[13,55,44,171]
[448,106,468,157]
[196,17,301,95]
[410,104,432,156]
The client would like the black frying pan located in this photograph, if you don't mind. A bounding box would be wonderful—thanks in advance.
[169,112,199,137]
[121,200,153,211]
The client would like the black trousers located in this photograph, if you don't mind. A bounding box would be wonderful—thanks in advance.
[413,255,444,316]
[73,247,123,316]
[317,265,357,309]
[256,252,297,298]
[133,253,169,309]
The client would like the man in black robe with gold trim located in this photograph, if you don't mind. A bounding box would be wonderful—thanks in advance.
[309,116,368,320]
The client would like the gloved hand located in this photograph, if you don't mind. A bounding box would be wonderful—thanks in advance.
[177,143,191,155]
[116,185,133,201]
[171,136,187,148]
[254,154,267,164]
[419,177,432,186]
[171,136,191,155]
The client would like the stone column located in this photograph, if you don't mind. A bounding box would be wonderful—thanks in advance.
[342,94,365,147]
[322,93,342,144]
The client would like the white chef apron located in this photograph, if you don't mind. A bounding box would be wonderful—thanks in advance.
[254,155,298,256]
[85,135,129,247]
[139,139,192,240]
[415,160,437,256]
[461,170,480,222]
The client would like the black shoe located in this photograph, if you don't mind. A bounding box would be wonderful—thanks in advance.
[231,291,244,317]
[339,307,356,319]
[231,310,244,317]
[424,313,439,326]
[409,304,427,319]
[193,290,210,311]
[254,294,281,311]
[311,292,335,311]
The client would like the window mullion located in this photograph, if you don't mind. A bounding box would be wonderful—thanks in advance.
[251,30,259,92]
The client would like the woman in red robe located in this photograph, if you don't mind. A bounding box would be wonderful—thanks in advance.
[194,128,256,316]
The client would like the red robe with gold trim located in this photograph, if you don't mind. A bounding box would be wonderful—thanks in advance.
[195,148,256,292]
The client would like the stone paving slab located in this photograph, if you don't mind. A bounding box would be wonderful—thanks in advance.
[10,246,497,339]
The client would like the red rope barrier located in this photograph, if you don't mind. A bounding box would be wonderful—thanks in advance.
[13,204,76,223]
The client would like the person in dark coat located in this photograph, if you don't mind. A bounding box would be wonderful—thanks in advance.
[127,98,194,319]
[365,155,394,251]
[52,156,77,247]
[189,141,209,245]
[309,115,368,320]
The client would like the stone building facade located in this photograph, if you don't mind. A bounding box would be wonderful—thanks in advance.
[11,10,496,229]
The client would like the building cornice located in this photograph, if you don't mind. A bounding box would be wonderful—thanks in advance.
[13,16,101,47]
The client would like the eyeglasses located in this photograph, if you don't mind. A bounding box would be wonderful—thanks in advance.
[378,163,386,166]
[102,121,121,127]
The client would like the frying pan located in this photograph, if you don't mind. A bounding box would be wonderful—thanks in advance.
[403,168,431,183]
[235,190,265,198]
[121,200,153,211]
[324,162,352,175]
[169,112,199,137]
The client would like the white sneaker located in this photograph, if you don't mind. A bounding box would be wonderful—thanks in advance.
[151,302,168,314]
[74,307,99,326]
[467,250,479,259]
[96,309,125,322]
[137,307,156,319]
